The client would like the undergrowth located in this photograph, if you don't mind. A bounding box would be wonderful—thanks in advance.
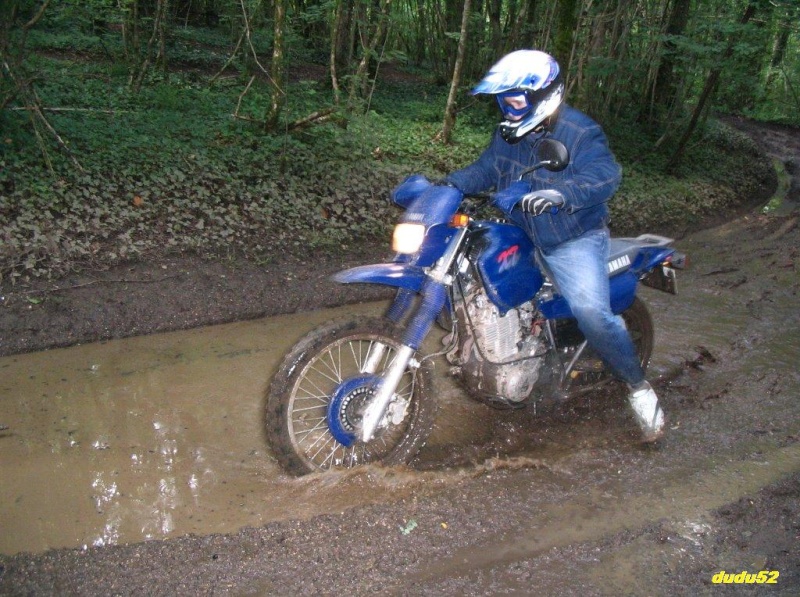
[0,27,778,284]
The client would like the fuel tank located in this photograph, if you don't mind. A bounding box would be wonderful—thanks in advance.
[471,222,543,314]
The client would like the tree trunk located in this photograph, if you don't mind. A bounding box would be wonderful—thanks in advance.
[486,0,502,61]
[553,0,578,68]
[130,0,169,92]
[265,0,286,131]
[666,1,758,172]
[440,0,471,144]
[508,0,537,52]
[329,0,344,104]
[647,0,691,122]
[764,3,797,90]
[347,0,392,109]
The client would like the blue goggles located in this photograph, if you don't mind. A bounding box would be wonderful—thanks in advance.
[495,91,533,120]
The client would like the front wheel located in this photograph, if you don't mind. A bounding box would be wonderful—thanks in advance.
[265,316,436,476]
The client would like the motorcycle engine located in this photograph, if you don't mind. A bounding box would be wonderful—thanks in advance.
[447,276,545,406]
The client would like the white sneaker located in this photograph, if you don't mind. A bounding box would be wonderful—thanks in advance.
[628,381,665,442]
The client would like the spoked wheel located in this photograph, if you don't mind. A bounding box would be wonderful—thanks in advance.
[265,317,436,476]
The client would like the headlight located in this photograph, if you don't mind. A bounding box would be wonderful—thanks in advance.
[392,223,426,254]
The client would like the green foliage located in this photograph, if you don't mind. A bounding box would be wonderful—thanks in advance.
[0,22,781,284]
[608,119,775,234]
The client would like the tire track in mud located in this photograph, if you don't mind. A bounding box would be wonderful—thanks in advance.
[401,443,800,590]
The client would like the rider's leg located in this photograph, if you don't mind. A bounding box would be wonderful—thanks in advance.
[540,228,665,441]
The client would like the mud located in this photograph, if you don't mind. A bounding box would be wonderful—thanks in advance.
[1,120,799,595]
[0,246,393,358]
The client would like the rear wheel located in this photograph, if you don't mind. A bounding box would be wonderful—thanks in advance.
[569,297,654,388]
[621,297,654,372]
[265,316,436,476]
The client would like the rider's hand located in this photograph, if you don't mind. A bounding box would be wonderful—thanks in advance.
[518,190,566,216]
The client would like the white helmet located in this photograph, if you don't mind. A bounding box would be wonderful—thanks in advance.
[472,50,564,143]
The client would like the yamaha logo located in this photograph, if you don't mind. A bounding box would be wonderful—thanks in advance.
[608,254,631,274]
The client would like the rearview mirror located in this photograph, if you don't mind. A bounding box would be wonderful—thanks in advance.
[537,139,570,172]
[517,139,570,181]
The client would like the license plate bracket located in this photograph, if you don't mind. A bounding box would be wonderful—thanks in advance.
[641,266,677,294]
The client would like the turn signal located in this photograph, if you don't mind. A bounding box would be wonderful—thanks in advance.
[450,213,470,228]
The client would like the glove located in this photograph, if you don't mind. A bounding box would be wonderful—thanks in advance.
[518,189,566,216]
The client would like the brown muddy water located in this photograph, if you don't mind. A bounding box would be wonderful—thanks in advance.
[0,302,494,555]
[1,218,799,568]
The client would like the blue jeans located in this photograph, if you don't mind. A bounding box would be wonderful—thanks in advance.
[539,227,645,386]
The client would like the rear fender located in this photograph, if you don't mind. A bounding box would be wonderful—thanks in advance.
[631,246,676,275]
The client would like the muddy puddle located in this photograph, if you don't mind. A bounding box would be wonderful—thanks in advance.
[0,287,723,557]
[0,302,497,555]
[2,219,798,560]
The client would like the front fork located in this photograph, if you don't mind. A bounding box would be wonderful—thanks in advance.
[360,228,467,442]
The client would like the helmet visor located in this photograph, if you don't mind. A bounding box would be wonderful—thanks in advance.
[496,92,532,121]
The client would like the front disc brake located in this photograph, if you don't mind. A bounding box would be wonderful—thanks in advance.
[326,375,379,447]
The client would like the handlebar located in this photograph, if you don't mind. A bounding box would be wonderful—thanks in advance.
[459,192,494,216]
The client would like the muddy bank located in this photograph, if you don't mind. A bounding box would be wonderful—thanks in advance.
[0,246,393,357]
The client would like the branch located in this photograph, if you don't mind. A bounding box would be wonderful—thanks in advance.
[11,106,126,114]
[29,87,84,171]
[222,0,283,115]
[232,74,257,120]
[209,29,245,86]
[2,59,84,172]
[18,274,181,296]
[238,0,280,91]
[286,108,337,131]
[233,102,339,131]
[23,0,51,30]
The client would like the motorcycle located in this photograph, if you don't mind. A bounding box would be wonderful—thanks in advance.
[265,139,687,476]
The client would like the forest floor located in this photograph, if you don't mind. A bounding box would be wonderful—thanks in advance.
[1,118,799,594]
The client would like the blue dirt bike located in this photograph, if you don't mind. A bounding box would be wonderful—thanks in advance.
[265,140,686,475]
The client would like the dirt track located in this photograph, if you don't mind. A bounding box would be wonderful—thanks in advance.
[1,120,799,595]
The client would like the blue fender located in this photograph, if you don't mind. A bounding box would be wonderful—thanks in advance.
[631,246,675,275]
[332,263,428,293]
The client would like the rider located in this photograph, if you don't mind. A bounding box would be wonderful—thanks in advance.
[444,49,666,442]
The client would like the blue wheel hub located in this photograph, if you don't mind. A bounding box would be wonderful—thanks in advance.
[327,375,380,447]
